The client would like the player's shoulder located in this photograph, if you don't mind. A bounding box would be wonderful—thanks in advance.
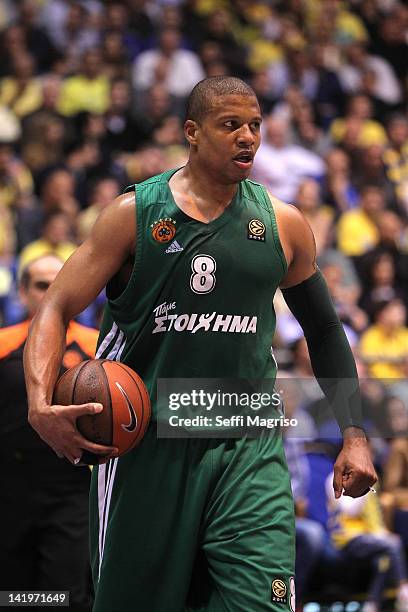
[0,320,30,359]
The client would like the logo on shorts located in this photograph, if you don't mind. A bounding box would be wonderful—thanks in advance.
[271,578,287,605]
[151,218,177,243]
[248,219,266,242]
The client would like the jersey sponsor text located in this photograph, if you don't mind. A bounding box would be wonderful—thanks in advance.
[152,302,257,335]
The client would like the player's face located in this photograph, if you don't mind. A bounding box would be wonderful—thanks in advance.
[191,94,262,183]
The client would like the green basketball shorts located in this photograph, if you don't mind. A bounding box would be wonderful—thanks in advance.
[90,427,295,612]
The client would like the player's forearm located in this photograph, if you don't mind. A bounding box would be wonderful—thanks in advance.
[306,322,364,433]
[282,270,364,434]
[23,302,68,417]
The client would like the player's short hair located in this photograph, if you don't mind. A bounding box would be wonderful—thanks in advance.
[185,76,257,124]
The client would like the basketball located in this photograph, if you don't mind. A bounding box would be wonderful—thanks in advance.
[53,359,151,463]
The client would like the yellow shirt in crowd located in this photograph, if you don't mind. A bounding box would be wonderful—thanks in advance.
[57,76,110,117]
[359,324,408,379]
[336,208,379,256]
[0,78,43,118]
[330,118,387,148]
[328,487,385,549]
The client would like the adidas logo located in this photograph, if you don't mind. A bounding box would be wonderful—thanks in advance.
[165,240,184,254]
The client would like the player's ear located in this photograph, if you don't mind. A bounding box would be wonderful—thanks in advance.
[184,120,199,146]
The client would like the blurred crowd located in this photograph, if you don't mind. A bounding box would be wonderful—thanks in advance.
[0,0,407,609]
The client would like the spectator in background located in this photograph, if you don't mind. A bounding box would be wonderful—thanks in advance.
[17,0,58,74]
[102,78,145,157]
[359,252,407,322]
[18,210,76,273]
[383,115,408,217]
[353,144,391,201]
[198,9,249,80]
[382,398,408,552]
[294,178,334,255]
[77,176,120,242]
[0,141,34,211]
[330,93,387,150]
[103,2,142,64]
[323,147,359,211]
[321,260,367,338]
[356,210,408,291]
[39,167,79,221]
[326,470,408,612]
[123,144,170,186]
[293,106,331,159]
[374,8,408,85]
[101,30,130,82]
[132,27,205,100]
[285,337,323,405]
[267,44,318,103]
[64,137,107,209]
[310,42,345,129]
[0,205,14,260]
[126,0,155,43]
[359,299,408,380]
[252,115,325,203]
[250,70,275,116]
[57,47,110,117]
[132,83,177,144]
[0,52,42,119]
[20,76,67,176]
[43,1,100,71]
[0,23,26,77]
[336,184,385,257]
[0,254,96,611]
[339,41,402,110]
[21,73,63,129]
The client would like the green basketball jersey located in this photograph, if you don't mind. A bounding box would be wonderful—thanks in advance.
[95,169,287,412]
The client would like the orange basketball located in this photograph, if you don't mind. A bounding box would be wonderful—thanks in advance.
[53,359,151,464]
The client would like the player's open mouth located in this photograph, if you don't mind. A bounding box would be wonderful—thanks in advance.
[233,152,254,169]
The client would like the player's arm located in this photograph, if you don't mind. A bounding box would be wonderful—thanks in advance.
[272,198,377,498]
[23,193,136,464]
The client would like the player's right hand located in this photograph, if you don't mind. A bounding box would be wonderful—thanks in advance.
[28,403,119,465]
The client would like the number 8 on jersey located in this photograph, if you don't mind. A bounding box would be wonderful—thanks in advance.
[190,254,217,294]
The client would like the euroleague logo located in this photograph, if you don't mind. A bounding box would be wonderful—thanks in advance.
[248,218,266,242]
[271,578,287,605]
[151,218,177,243]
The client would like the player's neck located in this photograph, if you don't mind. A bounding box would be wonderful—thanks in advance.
[178,162,238,207]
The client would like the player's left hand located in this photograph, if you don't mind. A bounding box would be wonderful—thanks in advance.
[333,428,377,498]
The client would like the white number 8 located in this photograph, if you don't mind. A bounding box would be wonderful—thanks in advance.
[190,254,216,294]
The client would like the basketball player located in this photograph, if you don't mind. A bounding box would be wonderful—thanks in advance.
[0,255,98,611]
[24,77,377,611]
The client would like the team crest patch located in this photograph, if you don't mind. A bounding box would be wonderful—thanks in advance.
[151,218,177,243]
[271,578,287,605]
[248,219,266,242]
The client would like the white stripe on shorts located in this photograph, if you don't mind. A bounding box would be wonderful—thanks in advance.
[98,458,119,579]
